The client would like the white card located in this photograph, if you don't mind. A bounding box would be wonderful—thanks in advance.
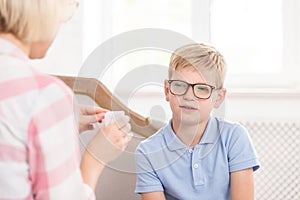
[103,111,125,126]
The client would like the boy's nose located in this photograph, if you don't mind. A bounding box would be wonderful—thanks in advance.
[183,86,196,100]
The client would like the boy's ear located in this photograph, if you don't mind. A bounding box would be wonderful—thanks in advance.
[213,88,226,108]
[164,80,170,102]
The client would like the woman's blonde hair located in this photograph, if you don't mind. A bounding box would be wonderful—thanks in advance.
[0,0,67,42]
[169,43,227,88]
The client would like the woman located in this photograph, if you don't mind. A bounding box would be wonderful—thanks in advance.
[0,0,132,199]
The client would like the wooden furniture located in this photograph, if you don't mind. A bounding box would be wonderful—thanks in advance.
[56,75,164,138]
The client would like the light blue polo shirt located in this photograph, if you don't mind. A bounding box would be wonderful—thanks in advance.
[135,117,260,200]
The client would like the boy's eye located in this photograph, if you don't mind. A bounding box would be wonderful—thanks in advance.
[174,82,186,87]
[196,85,209,91]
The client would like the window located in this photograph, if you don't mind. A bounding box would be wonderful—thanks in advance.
[82,0,300,89]
[210,0,300,88]
[211,0,283,74]
[111,0,192,37]
[82,0,194,91]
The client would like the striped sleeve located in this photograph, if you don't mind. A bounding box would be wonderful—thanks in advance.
[0,39,96,199]
[0,71,95,199]
[27,74,95,200]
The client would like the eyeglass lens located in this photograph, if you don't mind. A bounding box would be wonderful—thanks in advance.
[169,80,213,99]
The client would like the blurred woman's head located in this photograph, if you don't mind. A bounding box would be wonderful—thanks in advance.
[0,0,77,58]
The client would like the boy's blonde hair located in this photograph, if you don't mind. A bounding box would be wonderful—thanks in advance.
[169,43,227,88]
[0,0,68,42]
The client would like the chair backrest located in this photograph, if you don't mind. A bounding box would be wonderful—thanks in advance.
[56,75,164,138]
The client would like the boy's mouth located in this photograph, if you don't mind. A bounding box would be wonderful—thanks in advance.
[179,105,198,110]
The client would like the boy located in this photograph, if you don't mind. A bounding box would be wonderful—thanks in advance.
[135,43,260,200]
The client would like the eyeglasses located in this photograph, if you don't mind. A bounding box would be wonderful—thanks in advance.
[168,80,218,99]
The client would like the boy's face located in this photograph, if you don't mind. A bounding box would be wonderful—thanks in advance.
[164,67,226,127]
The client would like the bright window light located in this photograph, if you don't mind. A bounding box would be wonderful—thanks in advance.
[210,0,283,74]
[111,0,192,37]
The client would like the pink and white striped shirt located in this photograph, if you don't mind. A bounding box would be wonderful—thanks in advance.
[0,38,95,200]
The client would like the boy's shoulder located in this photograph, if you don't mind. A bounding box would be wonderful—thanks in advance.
[137,124,169,151]
[215,117,248,132]
[215,118,252,144]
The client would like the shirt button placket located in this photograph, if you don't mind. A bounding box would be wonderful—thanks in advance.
[193,163,199,169]
[191,148,205,186]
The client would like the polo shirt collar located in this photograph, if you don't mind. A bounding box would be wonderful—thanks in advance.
[198,117,219,145]
[163,117,220,151]
[164,120,187,151]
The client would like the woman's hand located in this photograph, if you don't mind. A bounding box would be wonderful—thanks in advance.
[80,115,132,190]
[87,115,132,164]
[78,105,108,133]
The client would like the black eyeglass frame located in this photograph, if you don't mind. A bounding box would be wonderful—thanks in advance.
[168,80,220,99]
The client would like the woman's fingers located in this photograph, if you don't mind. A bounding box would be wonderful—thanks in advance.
[79,105,108,115]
